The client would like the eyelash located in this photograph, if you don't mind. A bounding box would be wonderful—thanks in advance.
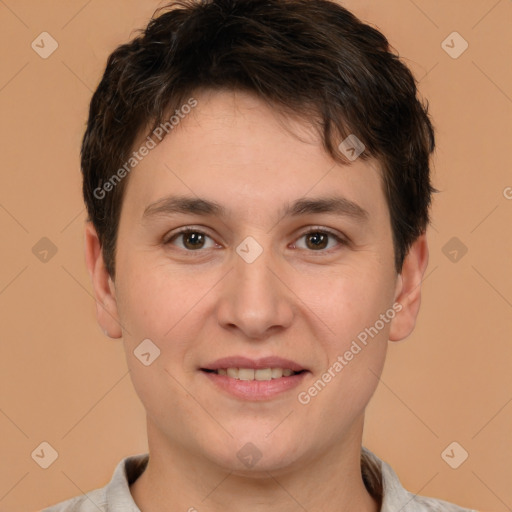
[164,226,348,253]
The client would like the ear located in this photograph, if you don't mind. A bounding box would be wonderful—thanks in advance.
[84,222,122,339]
[388,233,429,342]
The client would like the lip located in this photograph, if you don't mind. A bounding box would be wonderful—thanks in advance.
[201,356,306,372]
[201,369,309,401]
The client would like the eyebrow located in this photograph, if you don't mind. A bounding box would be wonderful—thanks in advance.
[143,195,369,223]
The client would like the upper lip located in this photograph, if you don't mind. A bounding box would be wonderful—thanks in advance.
[201,356,306,372]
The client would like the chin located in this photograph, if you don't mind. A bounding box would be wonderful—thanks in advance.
[209,434,302,475]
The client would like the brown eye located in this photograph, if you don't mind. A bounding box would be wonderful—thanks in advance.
[166,229,216,251]
[294,229,346,252]
[181,232,206,250]
[305,232,329,250]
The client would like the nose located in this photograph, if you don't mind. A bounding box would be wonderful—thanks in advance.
[215,243,294,340]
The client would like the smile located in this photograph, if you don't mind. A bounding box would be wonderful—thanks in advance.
[200,368,309,401]
[203,367,304,380]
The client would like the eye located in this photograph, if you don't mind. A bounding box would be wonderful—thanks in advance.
[164,226,347,253]
[292,228,347,252]
[165,228,218,251]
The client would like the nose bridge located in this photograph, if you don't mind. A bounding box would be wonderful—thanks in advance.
[216,235,294,338]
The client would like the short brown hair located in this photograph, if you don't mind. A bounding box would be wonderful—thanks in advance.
[81,0,436,277]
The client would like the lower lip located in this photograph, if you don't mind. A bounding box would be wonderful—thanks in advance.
[201,370,309,401]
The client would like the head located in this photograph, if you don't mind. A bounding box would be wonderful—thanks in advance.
[84,0,434,475]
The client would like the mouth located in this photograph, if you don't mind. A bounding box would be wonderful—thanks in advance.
[201,367,306,380]
[198,355,311,402]
[199,357,309,400]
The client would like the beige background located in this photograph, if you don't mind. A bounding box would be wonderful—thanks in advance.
[0,1,510,511]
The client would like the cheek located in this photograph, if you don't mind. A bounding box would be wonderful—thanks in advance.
[294,263,394,404]
[115,266,204,419]
[115,261,198,339]
[298,263,396,342]
[299,282,390,431]
[115,261,215,386]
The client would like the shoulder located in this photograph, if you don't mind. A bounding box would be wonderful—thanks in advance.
[396,491,478,511]
[39,453,148,512]
[41,487,107,512]
[361,447,477,512]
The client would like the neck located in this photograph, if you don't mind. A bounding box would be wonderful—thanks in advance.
[130,417,379,512]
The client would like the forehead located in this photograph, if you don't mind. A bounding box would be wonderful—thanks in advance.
[121,89,388,225]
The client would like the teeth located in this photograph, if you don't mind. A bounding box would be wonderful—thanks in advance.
[214,368,299,380]
[227,368,239,379]
[238,368,255,380]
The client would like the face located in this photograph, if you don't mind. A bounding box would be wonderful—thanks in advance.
[87,89,427,475]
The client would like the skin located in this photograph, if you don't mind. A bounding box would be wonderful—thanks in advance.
[85,89,428,512]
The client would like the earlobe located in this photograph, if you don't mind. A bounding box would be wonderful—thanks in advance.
[388,233,429,342]
[84,222,123,339]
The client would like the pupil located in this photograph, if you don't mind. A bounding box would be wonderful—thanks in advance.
[184,232,204,249]
[307,232,327,250]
